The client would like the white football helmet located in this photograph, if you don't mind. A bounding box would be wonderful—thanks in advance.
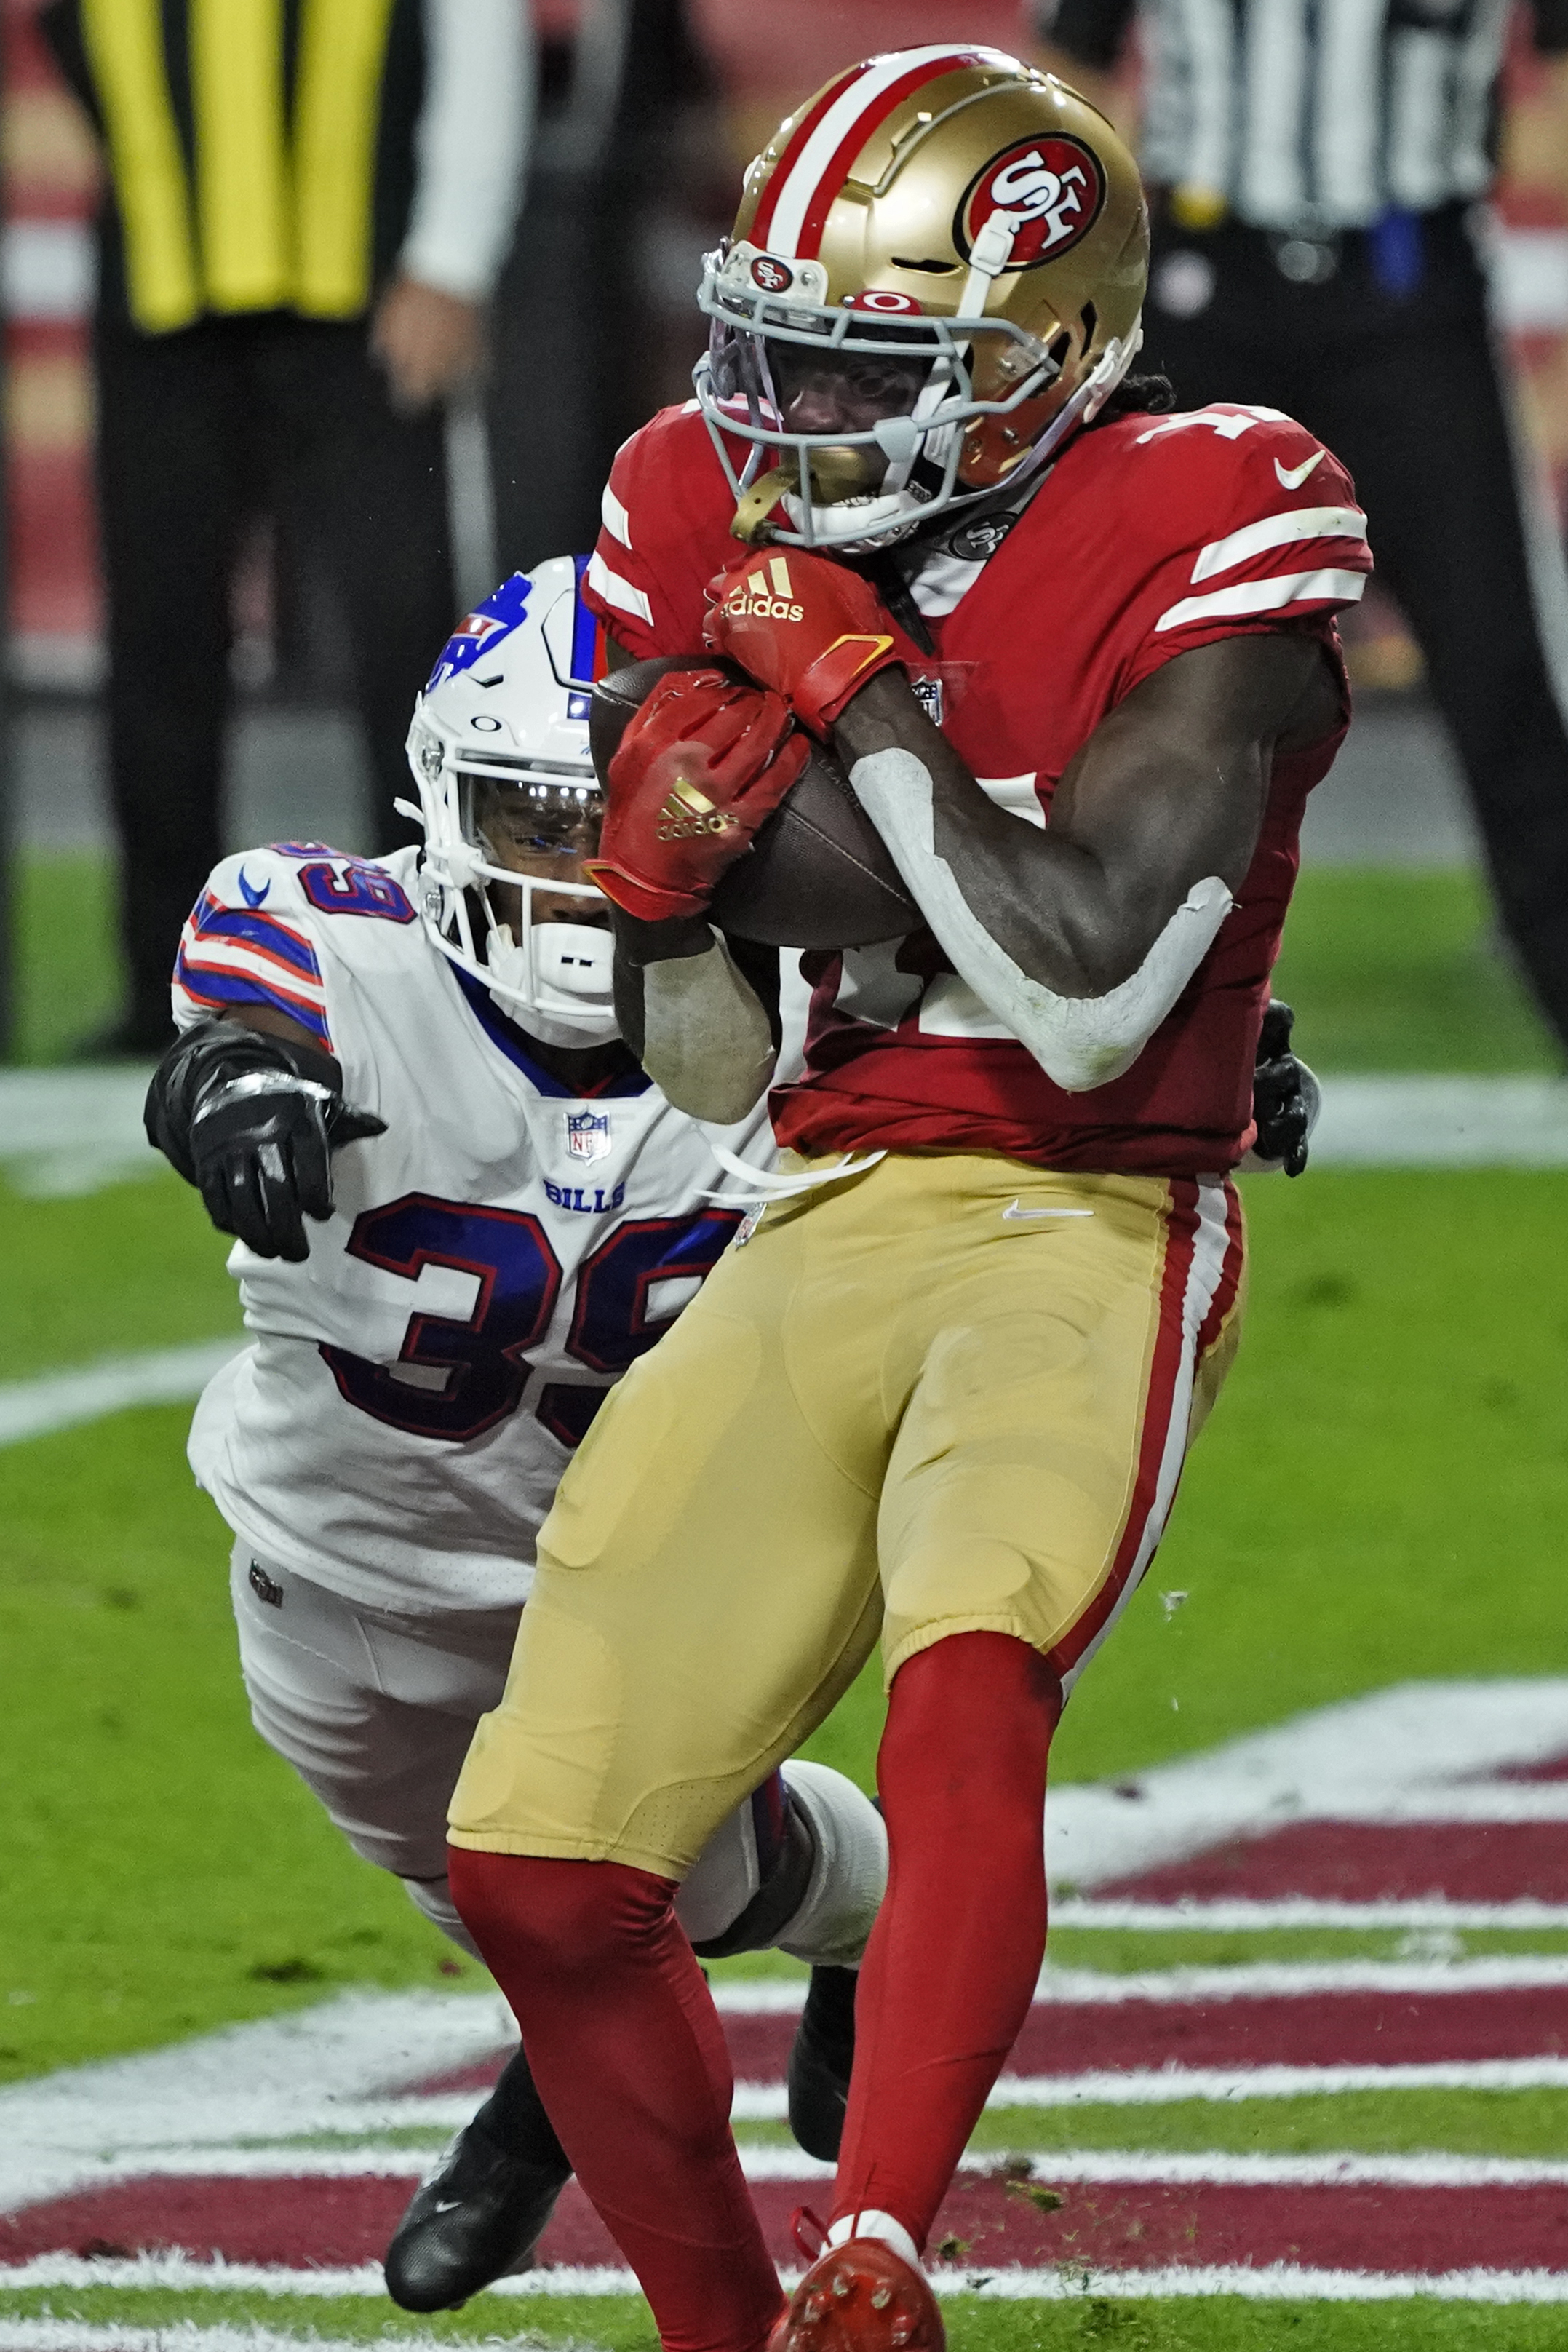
[405,557,618,1047]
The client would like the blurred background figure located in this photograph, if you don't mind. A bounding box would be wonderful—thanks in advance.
[7,0,1568,1069]
[36,0,533,1054]
[1033,0,1568,1060]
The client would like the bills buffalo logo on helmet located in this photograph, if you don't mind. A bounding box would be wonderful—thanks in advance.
[955,135,1107,271]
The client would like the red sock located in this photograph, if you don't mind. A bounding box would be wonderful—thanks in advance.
[832,1632,1062,2251]
[449,1848,782,2352]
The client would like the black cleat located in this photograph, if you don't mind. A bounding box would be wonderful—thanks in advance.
[383,2050,573,2311]
[787,1963,858,2163]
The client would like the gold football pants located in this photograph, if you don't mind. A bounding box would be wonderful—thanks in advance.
[449,1153,1245,1881]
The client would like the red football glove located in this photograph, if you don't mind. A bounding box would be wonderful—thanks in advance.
[586,667,811,923]
[703,549,902,739]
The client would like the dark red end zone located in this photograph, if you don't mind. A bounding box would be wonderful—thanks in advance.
[9,2169,1568,2279]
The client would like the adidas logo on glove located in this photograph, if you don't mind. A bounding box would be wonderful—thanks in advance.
[656,775,742,842]
[721,555,805,623]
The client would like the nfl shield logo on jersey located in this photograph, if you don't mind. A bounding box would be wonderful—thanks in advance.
[566,1111,612,1162]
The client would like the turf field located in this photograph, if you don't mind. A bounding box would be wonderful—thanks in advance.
[4,850,1568,2348]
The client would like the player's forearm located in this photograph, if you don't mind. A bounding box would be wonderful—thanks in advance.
[613,921,777,1122]
[832,674,1236,1088]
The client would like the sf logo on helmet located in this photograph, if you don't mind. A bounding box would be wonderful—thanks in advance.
[955,135,1108,269]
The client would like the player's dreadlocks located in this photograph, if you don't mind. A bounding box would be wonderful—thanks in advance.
[1088,370,1177,427]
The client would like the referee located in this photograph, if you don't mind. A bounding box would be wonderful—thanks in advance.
[41,0,531,1055]
[1037,0,1568,1057]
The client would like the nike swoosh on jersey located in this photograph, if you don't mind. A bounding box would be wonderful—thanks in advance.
[237,866,271,908]
[1001,1200,1095,1220]
[433,2200,462,2213]
[1274,450,1326,490]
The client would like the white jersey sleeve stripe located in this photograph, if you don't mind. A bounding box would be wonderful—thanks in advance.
[1155,566,1369,634]
[1190,505,1368,583]
[600,483,633,549]
[586,550,653,627]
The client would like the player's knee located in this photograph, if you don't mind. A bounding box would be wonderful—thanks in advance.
[447,1846,675,1977]
[883,1632,1062,1786]
[400,1872,485,1963]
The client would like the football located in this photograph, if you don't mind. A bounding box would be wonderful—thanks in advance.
[589,656,918,949]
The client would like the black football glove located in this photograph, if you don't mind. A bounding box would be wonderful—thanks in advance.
[1251,998,1320,1178]
[145,1019,386,1260]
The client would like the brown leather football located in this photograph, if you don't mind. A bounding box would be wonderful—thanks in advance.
[589,656,918,950]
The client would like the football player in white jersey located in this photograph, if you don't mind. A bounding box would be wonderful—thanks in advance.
[143,558,888,2310]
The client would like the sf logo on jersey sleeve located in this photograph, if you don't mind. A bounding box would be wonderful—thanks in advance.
[955,135,1107,269]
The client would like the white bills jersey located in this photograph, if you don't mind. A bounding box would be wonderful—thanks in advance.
[175,843,788,1616]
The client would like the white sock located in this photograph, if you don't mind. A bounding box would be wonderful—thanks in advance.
[826,2209,923,2273]
[776,1760,888,1969]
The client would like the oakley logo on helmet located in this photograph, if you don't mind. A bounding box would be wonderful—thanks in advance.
[844,289,926,315]
[751,254,795,293]
[955,135,1107,270]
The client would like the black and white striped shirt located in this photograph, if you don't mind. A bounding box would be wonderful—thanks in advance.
[1040,0,1568,231]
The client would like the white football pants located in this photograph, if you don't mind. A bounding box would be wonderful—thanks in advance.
[230,1541,885,1966]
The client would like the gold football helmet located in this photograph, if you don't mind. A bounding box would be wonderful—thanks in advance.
[695,46,1148,549]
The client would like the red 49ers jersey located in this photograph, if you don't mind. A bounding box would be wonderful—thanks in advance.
[584,400,1371,1175]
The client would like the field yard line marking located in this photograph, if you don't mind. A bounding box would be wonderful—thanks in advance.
[971,2056,1568,2110]
[1052,1896,1568,1929]
[1045,1677,1568,1890]
[0,1340,244,1448]
[10,2260,1568,2306]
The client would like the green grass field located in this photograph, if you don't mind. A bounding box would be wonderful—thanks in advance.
[4,850,1567,2348]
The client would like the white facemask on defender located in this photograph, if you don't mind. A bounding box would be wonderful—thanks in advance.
[404,556,619,1049]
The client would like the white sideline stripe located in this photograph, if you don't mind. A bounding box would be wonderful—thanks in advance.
[939,2268,1568,2303]
[1053,1898,1568,1930]
[23,2145,1568,2196]
[585,551,651,627]
[600,481,632,548]
[1310,1075,1568,1168]
[0,2259,645,2303]
[1190,504,1367,581]
[0,1340,244,1448]
[1028,1955,1568,2001]
[0,1066,161,1200]
[977,2057,1568,2110]
[0,1989,517,2211]
[1155,565,1368,632]
[11,2262,1568,2308]
[1044,1676,1568,1890]
[1,2141,834,2191]
[7,1070,1568,1205]
[711,1955,1568,2011]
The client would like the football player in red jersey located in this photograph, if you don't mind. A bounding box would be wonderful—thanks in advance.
[443,48,1366,2352]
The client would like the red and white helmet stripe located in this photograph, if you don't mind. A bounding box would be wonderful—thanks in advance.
[750,45,1014,262]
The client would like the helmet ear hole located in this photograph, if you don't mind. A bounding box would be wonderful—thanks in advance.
[1081,301,1099,344]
